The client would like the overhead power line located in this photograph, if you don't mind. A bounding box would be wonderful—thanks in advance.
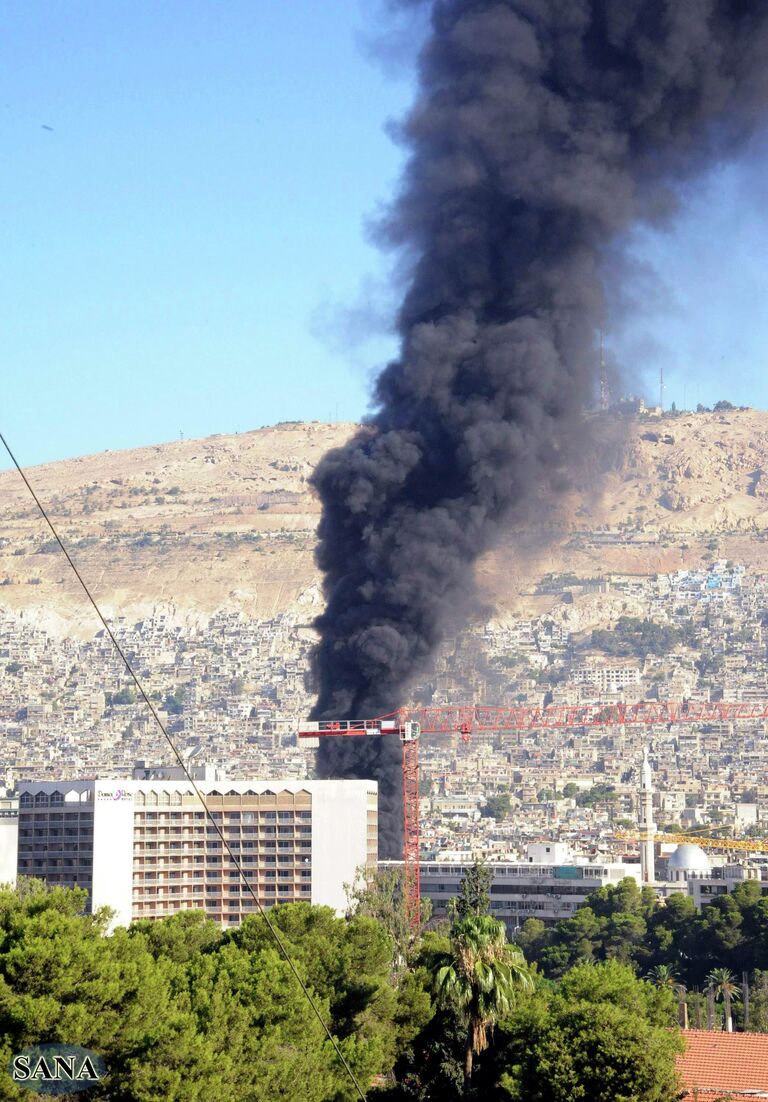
[0,430,367,1102]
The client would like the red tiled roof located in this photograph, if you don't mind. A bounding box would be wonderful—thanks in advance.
[677,1029,768,1098]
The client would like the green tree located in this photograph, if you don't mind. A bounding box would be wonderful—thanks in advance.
[178,943,348,1102]
[685,988,707,1030]
[0,880,215,1101]
[514,918,550,962]
[575,782,617,808]
[345,866,431,973]
[108,686,136,706]
[129,908,222,963]
[746,970,768,1032]
[644,892,697,970]
[163,691,183,715]
[707,967,741,1033]
[590,616,682,658]
[226,902,429,1085]
[450,861,493,922]
[498,960,683,1102]
[482,794,512,821]
[686,894,745,984]
[427,915,533,1088]
[645,963,681,991]
[0,882,413,1101]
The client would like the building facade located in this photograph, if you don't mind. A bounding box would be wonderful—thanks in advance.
[0,794,18,886]
[417,844,642,933]
[17,778,377,927]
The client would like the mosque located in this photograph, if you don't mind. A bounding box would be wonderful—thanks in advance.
[637,747,761,908]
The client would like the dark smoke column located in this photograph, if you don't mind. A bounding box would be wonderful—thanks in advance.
[310,0,768,856]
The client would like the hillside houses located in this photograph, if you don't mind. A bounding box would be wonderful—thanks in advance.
[3,560,768,861]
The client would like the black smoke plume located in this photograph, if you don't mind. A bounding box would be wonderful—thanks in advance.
[310,0,768,856]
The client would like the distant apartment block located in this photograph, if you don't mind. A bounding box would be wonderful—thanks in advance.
[571,661,641,692]
[17,777,377,928]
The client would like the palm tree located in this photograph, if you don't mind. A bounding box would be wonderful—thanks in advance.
[706,967,742,1032]
[646,963,688,1028]
[428,914,533,1086]
[645,963,681,991]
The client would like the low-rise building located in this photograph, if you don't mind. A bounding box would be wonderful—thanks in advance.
[416,844,642,933]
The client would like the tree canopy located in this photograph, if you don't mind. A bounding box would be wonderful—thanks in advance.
[590,616,689,657]
[515,876,768,997]
[0,877,697,1101]
[498,961,682,1102]
[0,881,430,1101]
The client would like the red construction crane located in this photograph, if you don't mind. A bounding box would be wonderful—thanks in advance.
[299,716,422,934]
[298,698,768,931]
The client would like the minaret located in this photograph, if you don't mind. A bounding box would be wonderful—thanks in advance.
[599,329,609,410]
[639,747,656,883]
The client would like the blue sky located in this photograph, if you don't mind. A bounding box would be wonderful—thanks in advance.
[3,2,768,470]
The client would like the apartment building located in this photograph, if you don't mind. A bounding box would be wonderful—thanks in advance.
[17,777,377,928]
[571,661,642,692]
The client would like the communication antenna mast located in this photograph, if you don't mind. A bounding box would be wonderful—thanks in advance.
[599,329,609,410]
[659,366,665,411]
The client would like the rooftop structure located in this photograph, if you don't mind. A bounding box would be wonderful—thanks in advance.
[667,843,712,880]
[677,1029,768,1099]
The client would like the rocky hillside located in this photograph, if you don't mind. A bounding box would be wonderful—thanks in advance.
[1,410,767,636]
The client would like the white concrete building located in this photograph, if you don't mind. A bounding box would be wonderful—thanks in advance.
[686,862,763,909]
[0,795,18,886]
[416,844,642,933]
[17,778,377,928]
[571,661,641,693]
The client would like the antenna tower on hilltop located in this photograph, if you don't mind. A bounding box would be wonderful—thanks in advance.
[659,366,665,411]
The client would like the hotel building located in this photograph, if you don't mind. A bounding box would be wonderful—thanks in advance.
[17,776,377,928]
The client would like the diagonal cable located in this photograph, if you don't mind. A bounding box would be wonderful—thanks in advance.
[0,431,367,1102]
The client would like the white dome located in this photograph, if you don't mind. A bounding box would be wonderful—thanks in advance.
[668,844,711,872]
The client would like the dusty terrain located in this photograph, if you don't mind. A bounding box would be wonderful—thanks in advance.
[1,409,767,635]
